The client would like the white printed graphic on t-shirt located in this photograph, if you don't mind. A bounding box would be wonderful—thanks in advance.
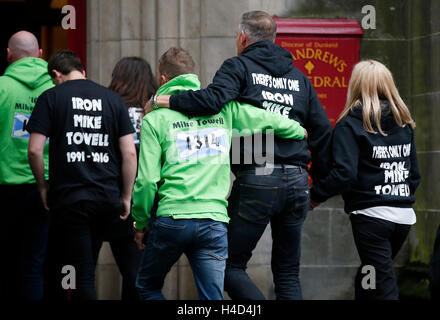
[372,144,412,197]
[65,97,110,164]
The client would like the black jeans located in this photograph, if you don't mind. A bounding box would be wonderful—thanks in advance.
[350,213,411,300]
[46,200,122,300]
[0,183,51,300]
[225,166,310,300]
[429,224,440,300]
[92,215,142,300]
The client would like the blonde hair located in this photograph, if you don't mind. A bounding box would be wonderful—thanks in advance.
[337,60,415,135]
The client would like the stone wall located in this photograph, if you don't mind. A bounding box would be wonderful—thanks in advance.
[87,0,439,300]
[86,0,293,87]
[285,0,413,300]
[402,0,440,298]
[88,0,296,300]
[407,0,440,265]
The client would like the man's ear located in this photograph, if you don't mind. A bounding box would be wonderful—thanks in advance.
[6,48,12,64]
[51,69,62,84]
[239,30,248,46]
[51,69,59,78]
[81,70,86,77]
[160,74,169,86]
[38,49,43,58]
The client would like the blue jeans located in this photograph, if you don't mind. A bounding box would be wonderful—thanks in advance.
[225,166,309,300]
[136,217,228,300]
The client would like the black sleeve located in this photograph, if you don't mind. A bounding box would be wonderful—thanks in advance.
[169,58,246,117]
[305,82,333,181]
[116,97,136,137]
[311,124,360,203]
[408,129,421,194]
[26,91,52,136]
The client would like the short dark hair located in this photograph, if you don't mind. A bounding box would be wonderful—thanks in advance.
[47,50,84,78]
[158,47,195,80]
[109,57,158,109]
[239,11,277,43]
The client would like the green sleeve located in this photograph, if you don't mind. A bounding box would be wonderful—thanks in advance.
[131,117,162,229]
[0,81,9,129]
[228,101,305,140]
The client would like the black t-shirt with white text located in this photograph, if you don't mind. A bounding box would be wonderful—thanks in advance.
[27,79,134,209]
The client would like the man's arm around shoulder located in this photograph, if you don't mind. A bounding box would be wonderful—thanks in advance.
[230,102,307,141]
[151,58,245,117]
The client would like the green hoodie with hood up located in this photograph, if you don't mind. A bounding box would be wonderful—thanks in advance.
[0,57,53,184]
[132,74,305,229]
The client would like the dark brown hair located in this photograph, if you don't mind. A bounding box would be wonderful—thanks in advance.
[108,57,157,109]
[158,47,195,80]
[48,50,84,78]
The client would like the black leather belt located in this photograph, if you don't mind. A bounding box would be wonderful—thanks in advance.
[239,163,302,171]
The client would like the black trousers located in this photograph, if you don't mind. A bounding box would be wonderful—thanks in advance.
[430,224,440,300]
[45,200,122,300]
[92,215,142,301]
[350,213,411,300]
[0,183,50,300]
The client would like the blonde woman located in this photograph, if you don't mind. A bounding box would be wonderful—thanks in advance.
[310,60,421,300]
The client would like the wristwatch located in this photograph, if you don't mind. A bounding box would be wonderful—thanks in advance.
[133,221,145,233]
[150,94,159,110]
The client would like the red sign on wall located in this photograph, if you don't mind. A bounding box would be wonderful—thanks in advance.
[275,18,363,127]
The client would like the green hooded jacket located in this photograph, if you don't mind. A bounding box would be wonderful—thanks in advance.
[132,74,305,229]
[0,57,53,184]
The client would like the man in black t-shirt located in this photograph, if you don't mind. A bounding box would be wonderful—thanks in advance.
[27,50,137,300]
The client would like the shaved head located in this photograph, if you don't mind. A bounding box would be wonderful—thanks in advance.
[7,31,42,64]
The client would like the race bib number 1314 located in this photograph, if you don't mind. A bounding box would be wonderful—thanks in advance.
[176,128,228,161]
